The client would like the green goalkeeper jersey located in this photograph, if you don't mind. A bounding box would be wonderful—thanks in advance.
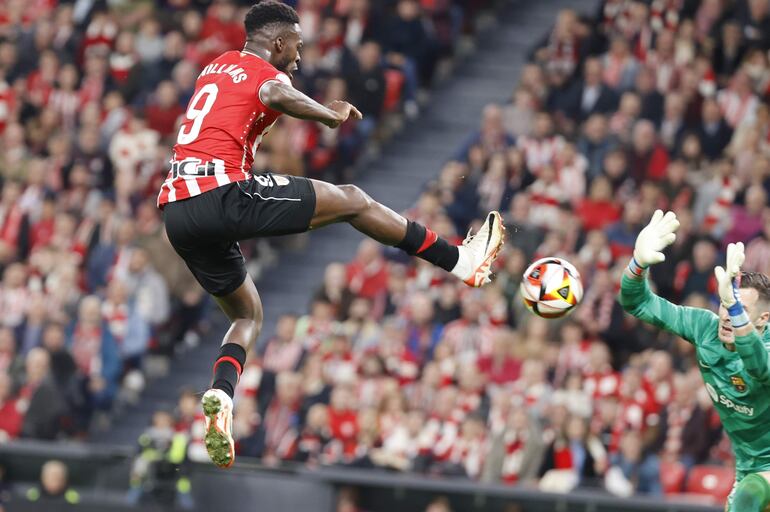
[619,274,770,480]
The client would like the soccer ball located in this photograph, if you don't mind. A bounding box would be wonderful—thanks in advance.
[520,257,583,318]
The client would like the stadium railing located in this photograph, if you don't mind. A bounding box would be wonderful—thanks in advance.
[0,441,723,512]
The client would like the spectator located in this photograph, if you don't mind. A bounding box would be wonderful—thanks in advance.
[660,160,694,211]
[19,348,66,440]
[425,496,453,512]
[144,81,184,139]
[659,92,687,151]
[626,120,670,183]
[250,371,302,461]
[717,70,759,129]
[605,200,643,260]
[610,91,643,144]
[539,415,607,491]
[122,247,170,328]
[482,406,545,484]
[263,314,304,373]
[577,114,616,179]
[502,88,537,139]
[534,9,584,81]
[739,0,770,48]
[518,112,565,176]
[712,20,744,81]
[605,431,662,497]
[602,37,639,92]
[344,41,385,127]
[562,57,619,123]
[477,332,521,387]
[724,184,767,245]
[382,0,433,114]
[346,240,389,300]
[0,182,30,265]
[127,410,193,510]
[744,209,770,275]
[25,460,79,506]
[645,29,680,95]
[696,98,734,160]
[40,322,80,413]
[294,403,331,464]
[576,176,622,232]
[634,67,665,127]
[0,373,22,441]
[336,486,366,512]
[673,237,718,300]
[314,262,355,321]
[68,295,121,417]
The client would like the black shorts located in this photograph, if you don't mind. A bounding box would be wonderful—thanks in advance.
[163,173,316,297]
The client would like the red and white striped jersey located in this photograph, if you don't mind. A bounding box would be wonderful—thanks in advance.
[157,50,290,207]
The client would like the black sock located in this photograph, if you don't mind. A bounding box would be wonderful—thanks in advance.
[212,343,247,399]
[396,220,459,272]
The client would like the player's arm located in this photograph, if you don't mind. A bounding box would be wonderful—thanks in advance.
[259,80,362,129]
[618,210,715,343]
[715,243,770,381]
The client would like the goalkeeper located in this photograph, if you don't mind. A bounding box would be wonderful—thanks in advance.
[619,210,770,512]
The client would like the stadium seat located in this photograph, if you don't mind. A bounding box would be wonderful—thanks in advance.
[383,69,405,113]
[684,465,735,503]
[659,460,686,495]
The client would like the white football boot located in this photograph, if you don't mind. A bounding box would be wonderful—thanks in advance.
[201,388,235,468]
[452,211,506,287]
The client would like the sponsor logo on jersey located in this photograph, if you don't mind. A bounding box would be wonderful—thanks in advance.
[199,63,248,84]
[170,158,216,178]
[706,382,718,402]
[705,383,754,416]
[731,375,747,392]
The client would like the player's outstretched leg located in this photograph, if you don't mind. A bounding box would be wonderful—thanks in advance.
[731,473,770,512]
[201,278,263,469]
[309,180,505,286]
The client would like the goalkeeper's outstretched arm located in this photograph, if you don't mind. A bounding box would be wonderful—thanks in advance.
[618,210,715,344]
[715,243,770,382]
[732,324,770,382]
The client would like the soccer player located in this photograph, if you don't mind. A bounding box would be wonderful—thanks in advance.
[157,1,505,468]
[619,210,770,511]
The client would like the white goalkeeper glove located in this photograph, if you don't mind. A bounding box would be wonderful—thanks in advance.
[715,242,745,308]
[715,243,746,328]
[628,210,679,276]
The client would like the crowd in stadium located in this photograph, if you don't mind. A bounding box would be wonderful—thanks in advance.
[3,0,770,503]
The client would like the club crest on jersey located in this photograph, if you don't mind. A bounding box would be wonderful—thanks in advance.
[731,375,747,392]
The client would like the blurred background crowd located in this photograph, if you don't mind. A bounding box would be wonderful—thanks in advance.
[3,0,770,507]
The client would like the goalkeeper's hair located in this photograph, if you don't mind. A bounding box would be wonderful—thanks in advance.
[740,271,770,304]
[244,1,299,37]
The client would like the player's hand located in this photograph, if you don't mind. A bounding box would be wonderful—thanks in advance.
[715,242,745,307]
[633,210,679,267]
[323,101,363,128]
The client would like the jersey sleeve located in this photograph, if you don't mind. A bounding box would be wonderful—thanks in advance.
[618,273,717,346]
[734,330,770,383]
[256,71,292,109]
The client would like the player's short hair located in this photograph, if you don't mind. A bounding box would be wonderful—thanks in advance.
[740,271,770,304]
[244,1,299,36]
